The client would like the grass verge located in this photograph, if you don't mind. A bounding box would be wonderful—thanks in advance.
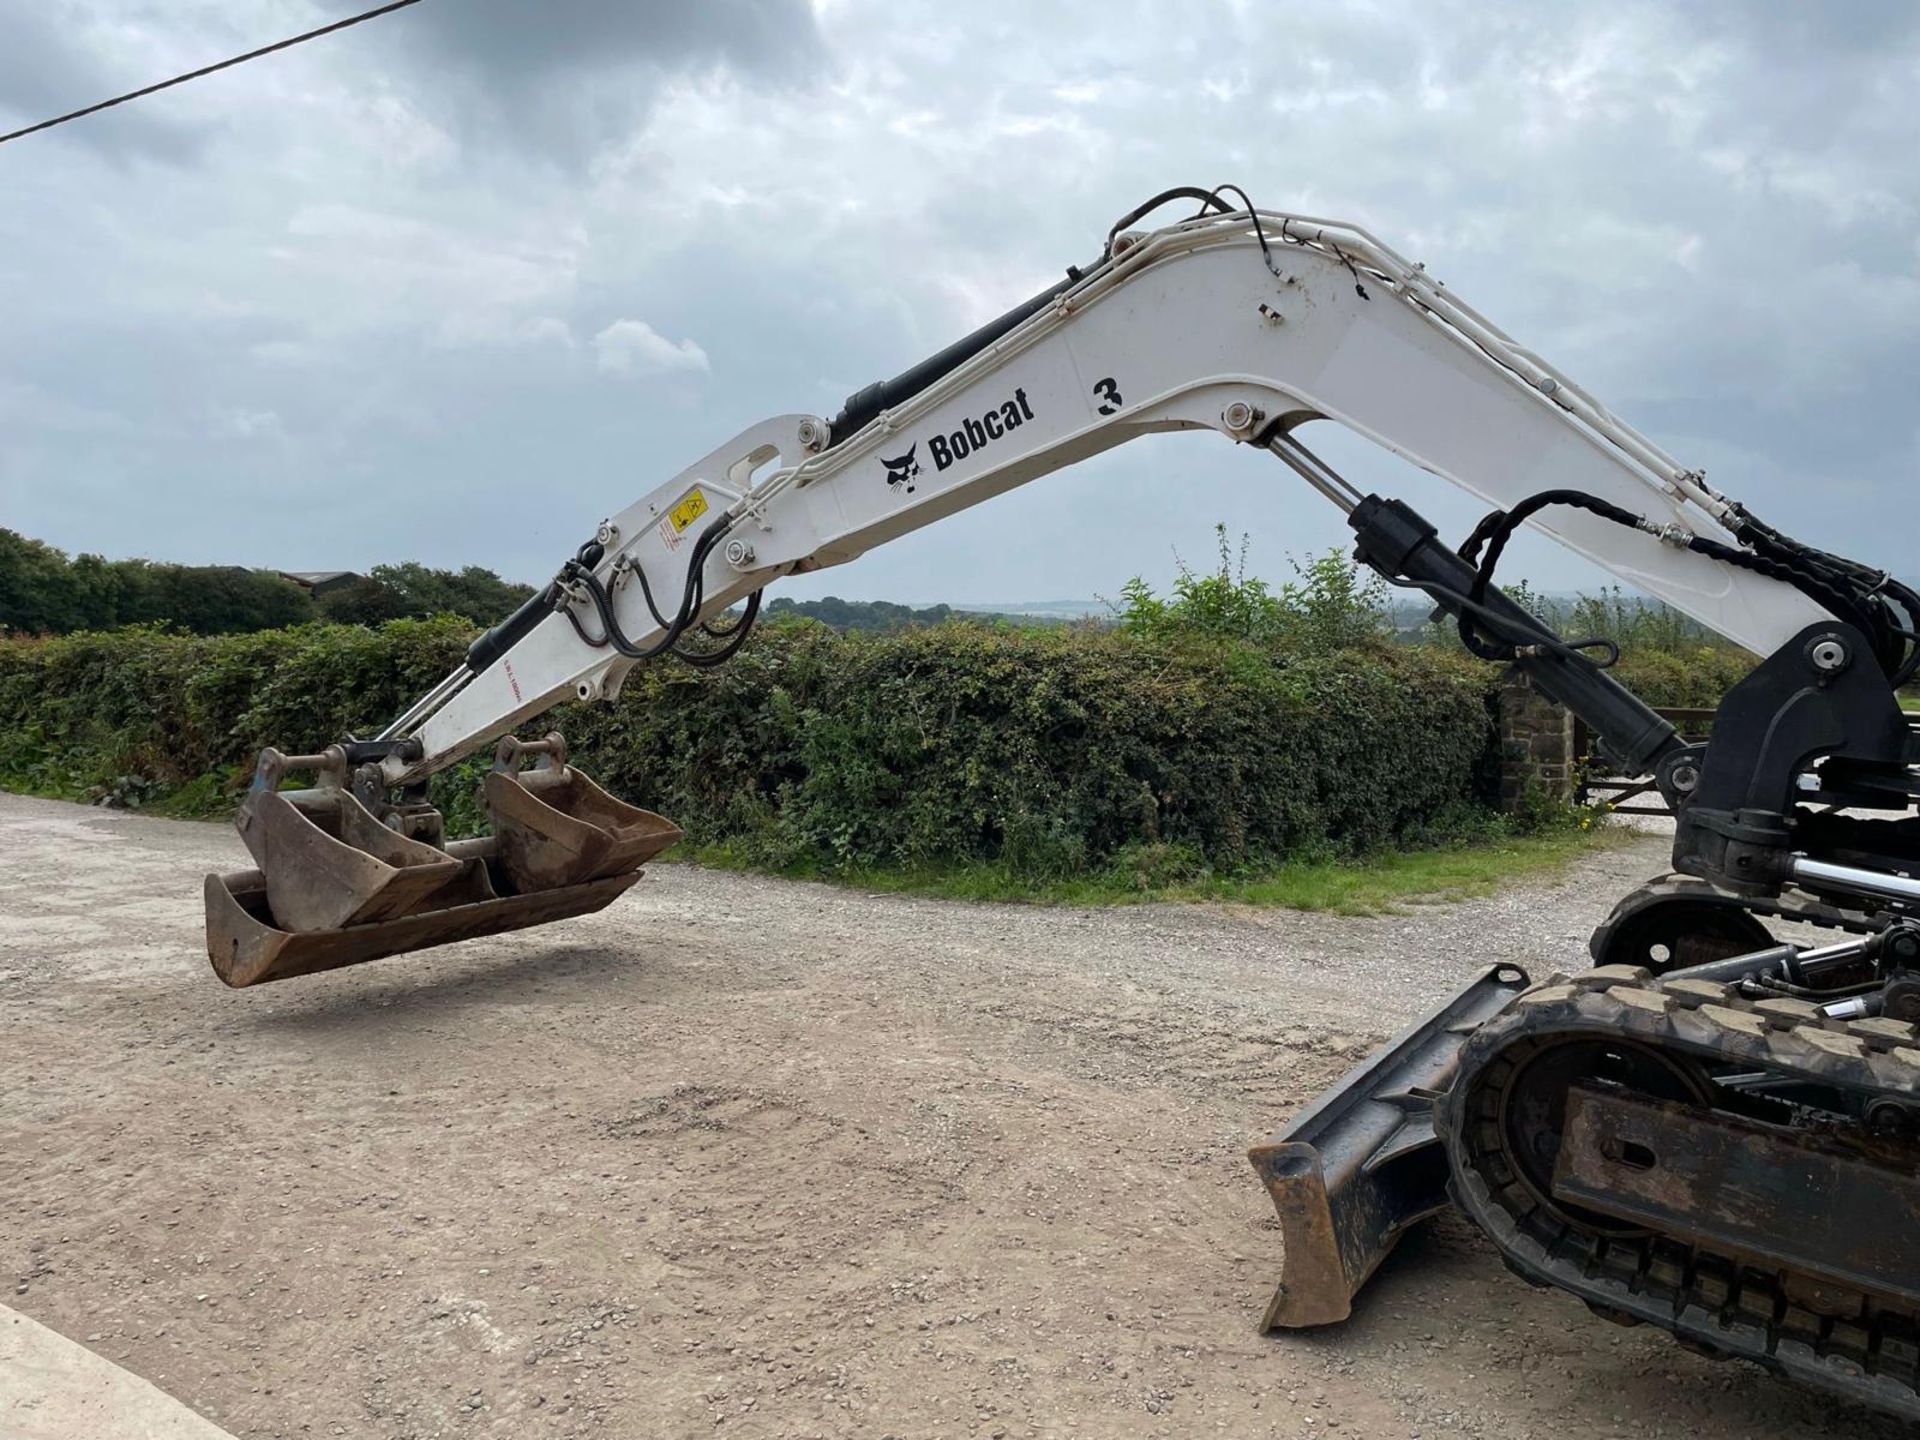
[679,824,1632,917]
[1,771,1628,918]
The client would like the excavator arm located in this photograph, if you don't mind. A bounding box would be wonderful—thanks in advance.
[390,202,1836,786]
[203,190,1920,1419]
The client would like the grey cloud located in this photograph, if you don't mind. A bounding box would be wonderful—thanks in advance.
[0,5,208,161]
[339,0,825,163]
[393,0,820,79]
[1695,0,1920,55]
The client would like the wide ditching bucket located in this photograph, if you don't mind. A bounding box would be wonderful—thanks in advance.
[205,733,679,988]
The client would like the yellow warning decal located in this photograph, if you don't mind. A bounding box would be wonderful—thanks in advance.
[668,488,709,533]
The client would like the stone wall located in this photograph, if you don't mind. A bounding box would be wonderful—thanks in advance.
[1496,671,1577,812]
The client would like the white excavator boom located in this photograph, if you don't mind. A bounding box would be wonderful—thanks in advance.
[387,206,1831,785]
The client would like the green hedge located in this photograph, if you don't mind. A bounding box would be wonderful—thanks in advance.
[1609,644,1756,711]
[0,619,475,805]
[0,618,1499,876]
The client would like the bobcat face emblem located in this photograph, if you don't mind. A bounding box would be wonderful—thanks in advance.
[880,444,921,494]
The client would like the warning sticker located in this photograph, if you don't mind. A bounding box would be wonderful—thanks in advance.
[668,488,709,533]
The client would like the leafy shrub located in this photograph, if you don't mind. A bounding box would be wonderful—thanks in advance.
[1609,645,1756,711]
[0,529,315,636]
[1117,530,1389,652]
[581,626,1491,872]
[1564,586,1725,654]
[0,617,1498,880]
[318,564,536,627]
[1104,840,1213,892]
[0,618,474,809]
[764,596,976,631]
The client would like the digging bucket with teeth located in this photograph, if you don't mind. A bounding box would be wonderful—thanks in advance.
[205,732,680,987]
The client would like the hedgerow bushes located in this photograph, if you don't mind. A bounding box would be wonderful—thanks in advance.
[0,619,475,801]
[1608,645,1756,711]
[0,618,1499,878]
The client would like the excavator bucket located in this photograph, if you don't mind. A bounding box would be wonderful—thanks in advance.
[205,734,680,987]
[1247,962,1530,1329]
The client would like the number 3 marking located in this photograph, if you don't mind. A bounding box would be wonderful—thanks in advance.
[1093,377,1123,415]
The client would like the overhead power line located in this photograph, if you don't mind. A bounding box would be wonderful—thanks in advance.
[0,0,426,148]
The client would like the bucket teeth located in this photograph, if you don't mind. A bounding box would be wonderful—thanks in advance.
[203,734,682,987]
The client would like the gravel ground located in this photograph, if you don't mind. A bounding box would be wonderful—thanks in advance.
[0,790,1903,1439]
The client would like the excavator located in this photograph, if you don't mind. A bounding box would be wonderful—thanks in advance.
[202,187,1920,1419]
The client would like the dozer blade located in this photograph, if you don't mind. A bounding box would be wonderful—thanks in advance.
[1247,962,1530,1329]
[203,734,682,988]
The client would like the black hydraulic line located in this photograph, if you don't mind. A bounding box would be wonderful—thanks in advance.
[1454,489,1645,660]
[575,572,685,662]
[553,513,768,669]
[563,515,735,662]
[698,596,755,639]
[1196,184,1288,280]
[1730,511,1920,686]
[625,540,679,633]
[672,589,763,667]
[468,513,730,677]
[1459,489,1917,683]
[1383,573,1619,669]
[1103,185,1234,254]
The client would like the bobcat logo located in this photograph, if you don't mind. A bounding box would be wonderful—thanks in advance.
[880,444,921,494]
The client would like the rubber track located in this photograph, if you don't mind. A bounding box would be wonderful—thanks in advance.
[1438,962,1920,1421]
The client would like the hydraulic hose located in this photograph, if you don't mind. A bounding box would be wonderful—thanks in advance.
[1455,489,1919,683]
[557,513,764,668]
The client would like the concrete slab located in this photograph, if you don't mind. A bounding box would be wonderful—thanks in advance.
[1,1304,236,1440]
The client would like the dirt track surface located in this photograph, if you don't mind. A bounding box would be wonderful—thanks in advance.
[0,790,1900,1440]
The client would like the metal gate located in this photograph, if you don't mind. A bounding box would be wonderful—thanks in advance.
[1575,706,1716,816]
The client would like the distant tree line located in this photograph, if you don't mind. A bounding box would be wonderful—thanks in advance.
[0,529,533,636]
[312,563,535,627]
[765,596,978,631]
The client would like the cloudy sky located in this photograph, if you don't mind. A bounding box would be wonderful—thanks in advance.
[2,1,1916,606]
